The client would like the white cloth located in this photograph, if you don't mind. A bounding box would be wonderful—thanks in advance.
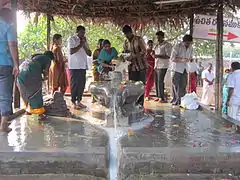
[228,105,240,121]
[170,42,193,73]
[201,69,215,105]
[227,69,240,106]
[154,41,172,69]
[187,62,198,73]
[181,92,199,110]
[67,34,90,70]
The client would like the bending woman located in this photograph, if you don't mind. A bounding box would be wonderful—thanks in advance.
[97,39,118,76]
[17,51,54,119]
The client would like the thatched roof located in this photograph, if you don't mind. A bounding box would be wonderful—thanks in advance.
[17,0,240,27]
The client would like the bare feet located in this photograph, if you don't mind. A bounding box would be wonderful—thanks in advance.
[92,98,97,103]
[39,114,47,120]
[158,99,168,103]
[77,102,87,109]
[145,97,150,101]
[154,98,159,102]
[0,116,12,133]
[0,127,12,133]
[25,111,32,115]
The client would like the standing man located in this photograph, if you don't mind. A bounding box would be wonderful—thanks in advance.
[201,63,215,106]
[67,25,92,109]
[0,8,19,132]
[227,62,240,121]
[170,34,193,105]
[197,61,204,87]
[122,25,147,83]
[154,31,172,103]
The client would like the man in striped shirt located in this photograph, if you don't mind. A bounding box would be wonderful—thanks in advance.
[122,25,147,83]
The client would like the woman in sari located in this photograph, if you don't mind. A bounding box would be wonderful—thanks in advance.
[222,69,230,113]
[17,51,54,119]
[144,40,155,101]
[97,39,118,76]
[49,34,68,94]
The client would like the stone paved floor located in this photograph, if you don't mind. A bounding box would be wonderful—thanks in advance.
[119,101,240,179]
[0,115,108,178]
[1,97,240,179]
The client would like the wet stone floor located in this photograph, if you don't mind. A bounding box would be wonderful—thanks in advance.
[119,102,240,179]
[1,98,240,179]
[0,115,108,178]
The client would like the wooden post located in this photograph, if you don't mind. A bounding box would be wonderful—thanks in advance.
[11,0,20,109]
[189,14,194,36]
[215,0,223,112]
[46,14,51,93]
[46,14,51,50]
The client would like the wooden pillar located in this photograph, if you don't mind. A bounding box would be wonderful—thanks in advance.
[11,0,20,109]
[189,14,194,36]
[46,14,51,50]
[215,0,223,111]
[46,14,51,93]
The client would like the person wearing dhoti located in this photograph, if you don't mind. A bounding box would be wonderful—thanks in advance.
[227,62,240,121]
[201,63,214,106]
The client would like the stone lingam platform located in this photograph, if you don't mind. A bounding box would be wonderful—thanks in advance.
[3,99,240,180]
[89,71,145,127]
[44,92,70,117]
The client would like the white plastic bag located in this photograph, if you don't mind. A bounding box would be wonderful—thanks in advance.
[181,92,199,110]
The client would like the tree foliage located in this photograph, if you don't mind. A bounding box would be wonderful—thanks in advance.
[19,15,219,59]
[19,16,124,59]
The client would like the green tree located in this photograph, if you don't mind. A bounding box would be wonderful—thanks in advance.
[19,15,217,59]
[194,40,216,57]
[19,15,125,59]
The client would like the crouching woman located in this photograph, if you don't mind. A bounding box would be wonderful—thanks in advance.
[17,51,54,119]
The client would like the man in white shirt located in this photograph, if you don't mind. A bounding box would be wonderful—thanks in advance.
[201,63,215,106]
[170,35,193,105]
[187,59,198,93]
[227,62,240,121]
[67,25,92,109]
[154,31,172,103]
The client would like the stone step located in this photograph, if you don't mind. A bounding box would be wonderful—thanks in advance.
[118,147,240,179]
[0,174,107,180]
[0,150,108,178]
[125,173,238,180]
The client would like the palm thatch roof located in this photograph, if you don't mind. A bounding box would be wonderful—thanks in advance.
[17,0,240,28]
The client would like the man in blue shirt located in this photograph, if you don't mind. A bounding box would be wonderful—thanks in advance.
[0,8,19,132]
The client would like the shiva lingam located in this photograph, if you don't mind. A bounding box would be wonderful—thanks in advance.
[90,66,145,127]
